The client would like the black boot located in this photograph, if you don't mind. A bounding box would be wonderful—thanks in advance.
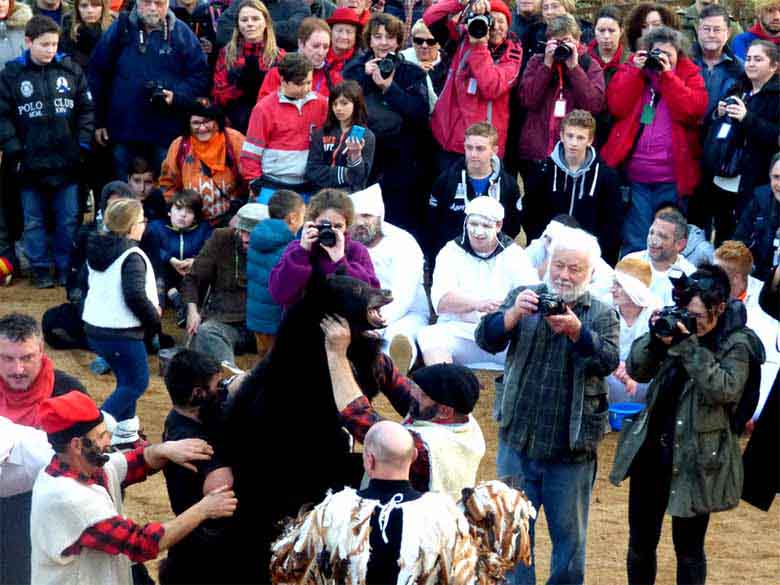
[627,547,657,585]
[676,554,706,585]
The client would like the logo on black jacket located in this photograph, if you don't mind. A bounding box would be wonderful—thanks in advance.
[56,76,70,94]
[20,81,33,98]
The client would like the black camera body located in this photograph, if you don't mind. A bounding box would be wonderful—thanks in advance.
[377,53,399,79]
[650,305,697,340]
[537,292,568,316]
[644,48,665,72]
[553,41,573,63]
[466,11,494,39]
[723,96,740,107]
[144,81,168,108]
[315,220,337,247]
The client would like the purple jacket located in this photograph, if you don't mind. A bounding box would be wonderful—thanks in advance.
[269,236,380,307]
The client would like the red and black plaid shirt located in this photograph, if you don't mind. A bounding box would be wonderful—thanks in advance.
[339,354,432,493]
[46,447,165,563]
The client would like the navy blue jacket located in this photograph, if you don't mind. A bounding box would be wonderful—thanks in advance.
[246,219,295,334]
[734,185,779,282]
[87,9,210,147]
[147,219,213,265]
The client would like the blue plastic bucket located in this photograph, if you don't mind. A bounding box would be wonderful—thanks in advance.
[609,402,645,431]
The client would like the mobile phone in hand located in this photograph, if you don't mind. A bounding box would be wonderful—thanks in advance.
[349,125,366,141]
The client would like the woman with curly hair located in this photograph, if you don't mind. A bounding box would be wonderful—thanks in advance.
[624,2,679,52]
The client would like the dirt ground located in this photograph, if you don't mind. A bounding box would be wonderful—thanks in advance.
[4,279,779,584]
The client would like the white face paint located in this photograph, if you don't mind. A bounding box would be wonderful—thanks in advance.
[466,214,500,255]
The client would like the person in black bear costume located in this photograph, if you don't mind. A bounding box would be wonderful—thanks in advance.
[224,270,393,584]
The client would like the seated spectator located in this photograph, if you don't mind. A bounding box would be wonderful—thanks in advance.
[655,203,714,267]
[212,0,284,133]
[624,2,678,53]
[160,101,247,226]
[734,153,780,281]
[0,15,95,289]
[87,0,210,180]
[82,198,161,443]
[305,80,376,192]
[146,190,213,322]
[348,184,430,374]
[516,14,605,170]
[704,40,780,242]
[732,0,780,61]
[183,203,266,366]
[171,0,217,65]
[524,214,615,303]
[342,13,429,236]
[607,257,660,404]
[159,349,238,585]
[623,208,696,305]
[128,155,168,222]
[522,109,622,263]
[0,0,32,68]
[269,188,379,308]
[521,0,594,66]
[588,5,630,146]
[418,196,539,369]
[326,7,362,80]
[602,26,707,255]
[714,240,780,420]
[399,19,449,114]
[246,190,306,360]
[678,0,743,47]
[259,17,337,99]
[510,0,541,42]
[240,53,328,203]
[59,0,112,68]
[427,122,522,261]
[424,0,522,165]
[216,0,309,52]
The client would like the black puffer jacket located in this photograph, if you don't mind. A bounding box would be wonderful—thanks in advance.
[0,51,94,188]
[734,184,779,281]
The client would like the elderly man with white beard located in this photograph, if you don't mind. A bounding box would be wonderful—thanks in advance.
[475,225,619,585]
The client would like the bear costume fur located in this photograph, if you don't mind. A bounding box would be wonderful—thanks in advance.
[224,272,392,583]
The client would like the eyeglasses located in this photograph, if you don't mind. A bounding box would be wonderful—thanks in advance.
[190,120,214,129]
[700,26,725,34]
[413,37,437,47]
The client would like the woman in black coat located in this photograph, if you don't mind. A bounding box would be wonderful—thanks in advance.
[342,13,429,239]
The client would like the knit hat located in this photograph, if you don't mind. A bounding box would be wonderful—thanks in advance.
[38,392,104,445]
[410,364,480,415]
[489,0,512,26]
[327,7,362,27]
[236,203,269,232]
[465,196,504,222]
[349,184,385,219]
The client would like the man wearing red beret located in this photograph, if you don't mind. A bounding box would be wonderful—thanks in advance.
[30,392,238,585]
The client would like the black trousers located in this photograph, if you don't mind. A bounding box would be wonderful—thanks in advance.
[1,491,32,585]
[627,447,710,585]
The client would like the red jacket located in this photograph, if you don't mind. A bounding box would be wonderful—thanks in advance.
[516,50,605,161]
[601,56,707,197]
[424,0,522,156]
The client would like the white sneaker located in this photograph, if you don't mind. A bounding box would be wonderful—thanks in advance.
[111,416,141,447]
[389,334,414,375]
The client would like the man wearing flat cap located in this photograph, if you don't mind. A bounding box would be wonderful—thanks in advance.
[30,391,238,585]
[182,203,268,366]
[322,314,486,500]
[418,196,539,369]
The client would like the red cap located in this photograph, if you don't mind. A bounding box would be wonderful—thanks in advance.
[327,7,362,28]
[489,0,512,26]
[38,392,102,434]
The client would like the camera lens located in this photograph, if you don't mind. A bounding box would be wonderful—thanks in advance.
[553,43,572,62]
[467,15,489,39]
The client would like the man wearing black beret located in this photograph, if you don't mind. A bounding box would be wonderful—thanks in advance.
[321,315,486,500]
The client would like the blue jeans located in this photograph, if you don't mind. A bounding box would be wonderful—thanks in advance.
[20,184,79,273]
[112,142,168,182]
[88,336,149,420]
[497,439,595,585]
[621,182,680,256]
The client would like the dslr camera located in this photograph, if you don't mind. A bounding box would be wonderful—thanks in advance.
[315,220,337,247]
[552,40,573,63]
[644,48,665,72]
[723,96,740,107]
[650,305,697,340]
[377,53,399,79]
[537,292,567,316]
[466,9,493,39]
[144,81,168,108]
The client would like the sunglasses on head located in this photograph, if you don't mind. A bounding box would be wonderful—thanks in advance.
[413,37,437,46]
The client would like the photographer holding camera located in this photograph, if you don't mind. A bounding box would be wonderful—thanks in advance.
[269,188,379,309]
[610,264,765,585]
[475,225,618,585]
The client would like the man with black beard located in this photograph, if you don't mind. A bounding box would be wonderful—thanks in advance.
[160,349,238,584]
[322,315,486,501]
[30,391,238,585]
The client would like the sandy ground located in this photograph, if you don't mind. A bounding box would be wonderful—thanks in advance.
[4,279,779,584]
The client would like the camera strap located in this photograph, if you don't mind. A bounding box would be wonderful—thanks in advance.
[639,89,659,125]
[553,64,566,118]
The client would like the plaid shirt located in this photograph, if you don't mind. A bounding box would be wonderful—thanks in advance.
[340,354,432,493]
[46,447,165,563]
